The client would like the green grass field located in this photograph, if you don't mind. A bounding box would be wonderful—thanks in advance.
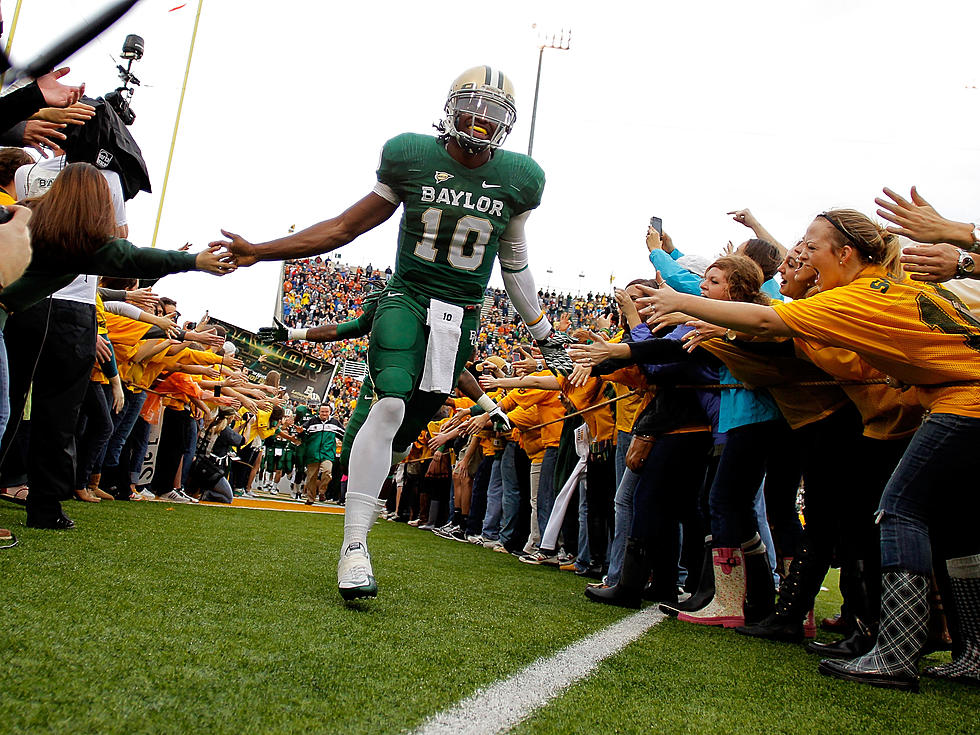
[1,501,976,734]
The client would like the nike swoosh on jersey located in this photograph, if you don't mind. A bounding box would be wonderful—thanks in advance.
[481,182,502,188]
[387,292,404,298]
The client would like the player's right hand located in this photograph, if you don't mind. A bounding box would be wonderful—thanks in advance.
[488,406,512,432]
[258,317,289,344]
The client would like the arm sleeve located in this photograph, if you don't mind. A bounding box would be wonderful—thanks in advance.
[335,312,372,339]
[103,299,143,319]
[628,337,692,364]
[89,240,198,279]
[498,211,552,340]
[26,239,198,278]
[98,287,128,302]
[648,249,702,295]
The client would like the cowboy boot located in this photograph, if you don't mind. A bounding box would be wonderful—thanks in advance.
[819,570,930,692]
[74,487,100,503]
[88,473,114,501]
[676,548,746,628]
[924,555,980,686]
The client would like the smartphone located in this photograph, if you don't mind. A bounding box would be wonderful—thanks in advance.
[649,216,663,235]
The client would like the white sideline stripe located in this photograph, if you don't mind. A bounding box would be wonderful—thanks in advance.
[413,607,666,735]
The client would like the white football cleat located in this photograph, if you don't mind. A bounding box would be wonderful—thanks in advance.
[337,542,377,601]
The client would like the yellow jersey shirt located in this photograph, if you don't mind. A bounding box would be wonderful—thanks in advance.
[795,342,924,440]
[770,266,980,418]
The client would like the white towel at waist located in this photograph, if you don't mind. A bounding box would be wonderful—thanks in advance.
[419,298,463,394]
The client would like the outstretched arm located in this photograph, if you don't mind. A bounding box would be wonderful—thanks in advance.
[876,186,975,248]
[216,193,398,266]
[497,211,553,341]
[636,283,793,338]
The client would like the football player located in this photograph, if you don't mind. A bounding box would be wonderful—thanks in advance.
[216,66,564,600]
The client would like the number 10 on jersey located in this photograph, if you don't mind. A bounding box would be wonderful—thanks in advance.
[414,208,493,271]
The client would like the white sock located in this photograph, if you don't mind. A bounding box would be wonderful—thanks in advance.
[342,396,405,555]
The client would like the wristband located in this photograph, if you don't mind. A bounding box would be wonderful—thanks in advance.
[214,386,221,397]
[288,328,308,341]
[476,394,497,414]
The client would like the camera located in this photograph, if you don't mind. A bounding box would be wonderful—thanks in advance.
[105,34,143,125]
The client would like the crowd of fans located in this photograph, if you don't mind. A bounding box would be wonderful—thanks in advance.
[269,200,980,694]
[0,45,977,698]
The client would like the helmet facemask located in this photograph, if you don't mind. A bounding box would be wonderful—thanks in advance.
[444,90,516,155]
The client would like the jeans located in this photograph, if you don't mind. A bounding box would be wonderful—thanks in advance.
[576,475,590,567]
[128,417,152,485]
[499,442,531,548]
[101,388,146,470]
[467,455,492,536]
[605,466,640,587]
[76,381,113,487]
[481,456,503,539]
[631,432,712,598]
[203,476,233,503]
[536,446,558,540]
[614,429,630,489]
[878,413,980,576]
[0,330,8,442]
[709,420,779,548]
[180,415,200,488]
[753,484,778,581]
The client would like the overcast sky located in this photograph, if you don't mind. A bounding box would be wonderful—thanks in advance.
[9,0,980,330]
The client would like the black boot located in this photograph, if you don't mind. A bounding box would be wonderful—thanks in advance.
[808,560,877,658]
[585,537,649,609]
[735,546,822,642]
[742,535,776,627]
[660,536,714,616]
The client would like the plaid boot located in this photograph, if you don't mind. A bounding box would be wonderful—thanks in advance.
[924,555,980,686]
[819,570,929,692]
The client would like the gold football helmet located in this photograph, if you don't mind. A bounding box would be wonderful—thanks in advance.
[443,65,517,154]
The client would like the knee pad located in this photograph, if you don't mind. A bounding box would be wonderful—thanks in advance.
[372,367,415,402]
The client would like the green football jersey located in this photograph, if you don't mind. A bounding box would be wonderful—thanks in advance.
[377,133,545,305]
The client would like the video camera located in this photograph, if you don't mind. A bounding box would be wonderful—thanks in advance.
[104,33,143,125]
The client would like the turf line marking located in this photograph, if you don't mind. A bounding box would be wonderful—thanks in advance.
[412,607,665,735]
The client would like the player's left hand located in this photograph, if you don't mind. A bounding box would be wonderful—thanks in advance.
[535,331,575,375]
[258,317,289,344]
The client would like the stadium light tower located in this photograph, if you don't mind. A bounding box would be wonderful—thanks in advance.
[527,26,571,158]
